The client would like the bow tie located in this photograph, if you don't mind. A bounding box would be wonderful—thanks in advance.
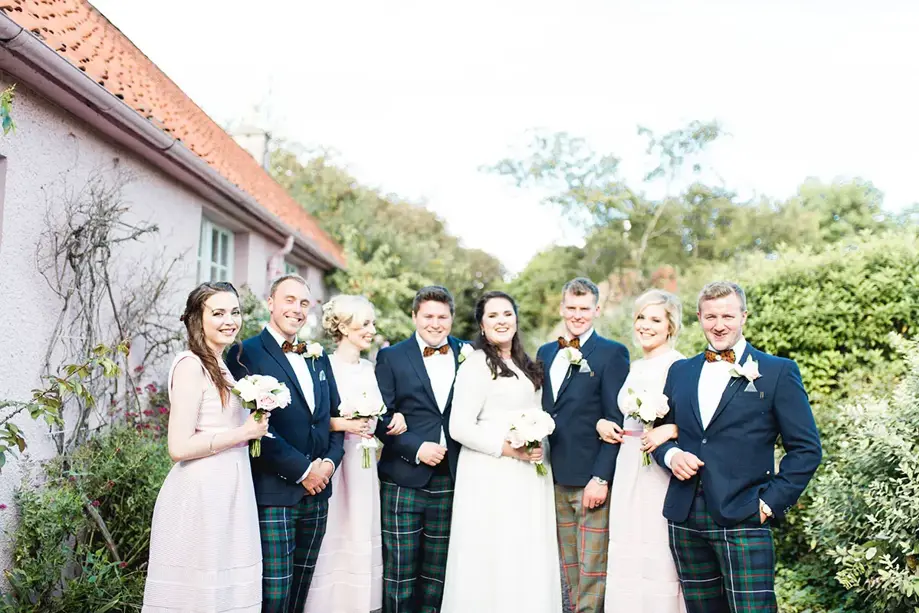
[281,341,307,354]
[704,348,736,364]
[423,345,450,358]
[557,337,581,350]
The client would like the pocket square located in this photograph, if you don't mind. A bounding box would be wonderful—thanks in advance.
[744,381,758,393]
[319,370,327,382]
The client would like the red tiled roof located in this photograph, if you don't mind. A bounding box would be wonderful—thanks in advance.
[1,0,344,268]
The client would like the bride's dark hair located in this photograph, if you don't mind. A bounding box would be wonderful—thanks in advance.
[473,291,543,391]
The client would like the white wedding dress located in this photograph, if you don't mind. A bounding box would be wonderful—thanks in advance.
[441,349,562,613]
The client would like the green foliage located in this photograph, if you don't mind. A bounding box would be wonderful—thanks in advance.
[0,343,128,473]
[238,284,270,342]
[797,341,919,612]
[0,85,15,136]
[271,149,504,341]
[1,425,171,612]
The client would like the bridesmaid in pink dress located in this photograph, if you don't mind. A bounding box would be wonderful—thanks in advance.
[143,282,269,613]
[304,295,407,613]
[596,289,687,613]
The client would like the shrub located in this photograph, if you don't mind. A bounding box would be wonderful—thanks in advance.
[0,425,171,612]
[799,341,919,612]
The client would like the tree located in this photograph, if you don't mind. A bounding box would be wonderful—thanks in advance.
[271,148,505,341]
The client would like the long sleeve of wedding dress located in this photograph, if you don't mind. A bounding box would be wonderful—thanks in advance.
[449,350,506,458]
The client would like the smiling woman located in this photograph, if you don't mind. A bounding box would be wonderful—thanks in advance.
[143,282,270,613]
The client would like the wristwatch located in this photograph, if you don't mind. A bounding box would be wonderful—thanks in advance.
[591,476,608,486]
[760,500,773,518]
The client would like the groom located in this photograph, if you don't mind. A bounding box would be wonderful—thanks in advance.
[228,274,344,613]
[538,277,630,613]
[374,286,463,613]
[654,281,822,613]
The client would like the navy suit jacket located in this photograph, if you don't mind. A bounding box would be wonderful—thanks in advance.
[653,345,822,526]
[227,329,344,506]
[538,333,630,487]
[374,336,463,488]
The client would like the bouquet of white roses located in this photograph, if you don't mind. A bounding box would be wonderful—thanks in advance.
[506,410,557,476]
[232,374,292,457]
[340,391,387,468]
[623,388,670,466]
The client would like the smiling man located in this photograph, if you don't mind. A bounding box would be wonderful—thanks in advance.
[227,274,344,613]
[538,277,630,613]
[652,281,822,613]
[374,286,465,613]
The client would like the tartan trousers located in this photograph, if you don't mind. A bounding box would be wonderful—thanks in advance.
[259,496,329,613]
[556,484,610,613]
[380,475,454,613]
[669,493,777,613]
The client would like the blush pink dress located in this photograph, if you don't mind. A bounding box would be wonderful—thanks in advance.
[604,348,687,613]
[303,355,384,613]
[142,352,261,613]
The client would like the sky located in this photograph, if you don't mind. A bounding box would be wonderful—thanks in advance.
[91,0,919,273]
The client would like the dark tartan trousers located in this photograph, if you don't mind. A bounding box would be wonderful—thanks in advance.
[381,475,454,613]
[258,496,329,613]
[668,493,777,613]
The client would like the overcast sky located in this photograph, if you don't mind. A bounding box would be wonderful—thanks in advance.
[91,0,919,273]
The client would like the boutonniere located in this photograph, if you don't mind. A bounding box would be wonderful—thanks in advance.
[563,347,591,373]
[305,342,324,364]
[729,356,761,382]
[458,344,475,364]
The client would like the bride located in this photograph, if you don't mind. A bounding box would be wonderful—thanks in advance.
[441,291,562,612]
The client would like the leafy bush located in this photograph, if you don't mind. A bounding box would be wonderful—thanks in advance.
[798,341,919,613]
[1,425,171,612]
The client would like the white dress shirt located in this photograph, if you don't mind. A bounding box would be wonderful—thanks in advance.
[264,325,333,481]
[664,337,747,469]
[550,327,594,402]
[416,332,454,447]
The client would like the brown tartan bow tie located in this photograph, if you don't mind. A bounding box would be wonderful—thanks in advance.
[704,348,736,364]
[423,345,450,358]
[282,341,307,354]
[557,336,581,350]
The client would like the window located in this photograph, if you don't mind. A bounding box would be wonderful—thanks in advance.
[284,260,298,275]
[197,218,234,282]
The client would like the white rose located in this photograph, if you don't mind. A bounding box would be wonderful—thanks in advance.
[638,400,658,423]
[255,375,281,393]
[306,342,324,359]
[274,385,292,408]
[651,392,670,419]
[234,378,259,403]
[458,344,475,363]
[565,347,583,364]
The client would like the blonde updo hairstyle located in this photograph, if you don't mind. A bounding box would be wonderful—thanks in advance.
[632,289,682,347]
[322,294,375,343]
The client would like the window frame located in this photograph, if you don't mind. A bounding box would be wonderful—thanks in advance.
[197,217,234,283]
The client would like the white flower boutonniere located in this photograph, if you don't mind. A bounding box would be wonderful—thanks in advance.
[729,356,761,382]
[458,344,475,364]
[564,347,591,373]
[305,342,324,364]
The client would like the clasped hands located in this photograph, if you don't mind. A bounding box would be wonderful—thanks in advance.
[301,458,334,495]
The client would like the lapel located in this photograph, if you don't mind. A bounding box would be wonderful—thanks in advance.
[556,332,598,404]
[707,344,754,430]
[305,353,320,413]
[405,336,439,409]
[542,343,559,411]
[685,353,706,430]
[444,337,462,411]
[259,328,309,409]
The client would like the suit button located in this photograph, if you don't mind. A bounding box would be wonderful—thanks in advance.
[311,425,316,430]
[766,470,771,475]
[701,438,707,444]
